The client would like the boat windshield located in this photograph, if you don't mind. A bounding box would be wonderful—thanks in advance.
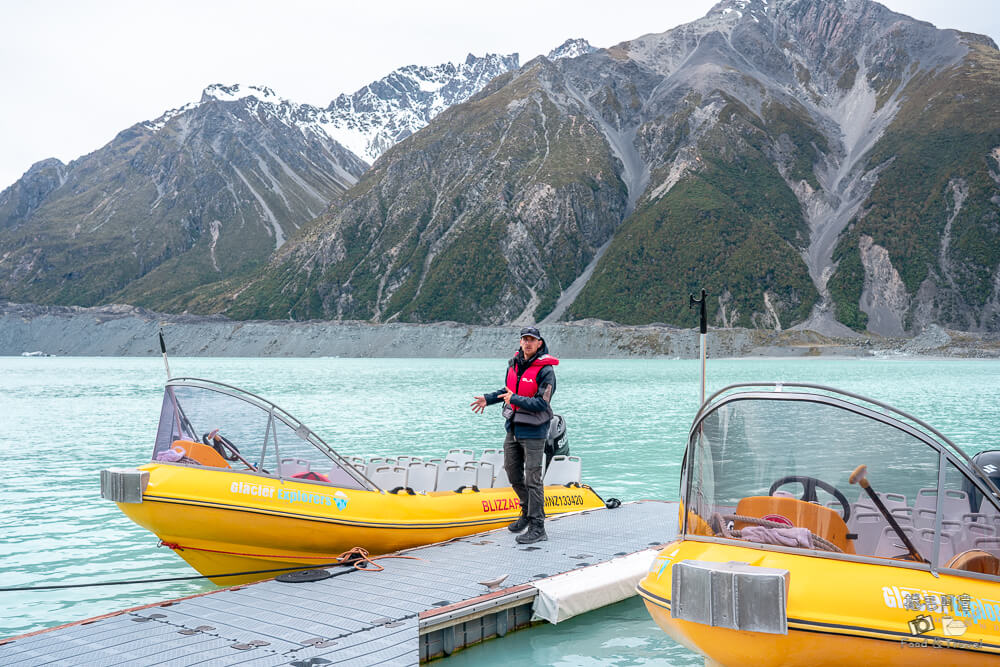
[682,386,1000,575]
[150,378,373,491]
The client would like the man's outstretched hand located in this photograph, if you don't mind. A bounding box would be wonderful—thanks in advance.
[471,396,487,413]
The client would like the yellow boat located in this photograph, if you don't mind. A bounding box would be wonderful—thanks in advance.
[637,382,1000,665]
[102,377,605,583]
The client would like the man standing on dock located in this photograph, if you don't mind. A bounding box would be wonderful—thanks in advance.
[471,326,558,544]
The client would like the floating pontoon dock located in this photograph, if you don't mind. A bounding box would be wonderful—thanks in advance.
[1,501,678,666]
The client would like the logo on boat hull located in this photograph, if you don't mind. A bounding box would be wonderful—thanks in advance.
[334,490,349,511]
[482,497,520,513]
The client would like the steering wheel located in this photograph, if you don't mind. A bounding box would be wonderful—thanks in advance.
[202,429,241,462]
[768,475,851,523]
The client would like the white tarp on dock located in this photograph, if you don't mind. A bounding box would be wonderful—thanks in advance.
[531,548,659,624]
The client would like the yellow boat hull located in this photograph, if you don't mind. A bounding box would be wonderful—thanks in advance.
[121,463,605,584]
[638,540,1000,666]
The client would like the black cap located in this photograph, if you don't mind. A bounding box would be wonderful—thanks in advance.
[520,326,542,339]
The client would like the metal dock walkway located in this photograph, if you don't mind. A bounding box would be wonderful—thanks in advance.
[1,501,678,666]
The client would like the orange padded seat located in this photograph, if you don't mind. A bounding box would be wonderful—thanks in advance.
[735,496,855,554]
[946,549,1000,575]
[170,440,231,469]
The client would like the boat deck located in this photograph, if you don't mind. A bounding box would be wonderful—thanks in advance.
[1,500,678,666]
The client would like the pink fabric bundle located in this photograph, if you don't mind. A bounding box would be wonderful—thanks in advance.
[155,447,185,462]
[740,525,811,548]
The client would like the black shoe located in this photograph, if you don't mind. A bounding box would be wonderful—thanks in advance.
[507,516,530,533]
[516,524,547,544]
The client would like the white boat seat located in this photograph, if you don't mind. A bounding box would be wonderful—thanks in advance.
[327,464,365,489]
[279,457,310,477]
[851,501,878,518]
[890,507,914,527]
[941,489,971,520]
[435,464,458,491]
[955,521,996,553]
[879,492,908,511]
[445,449,475,466]
[941,520,962,549]
[913,488,969,518]
[914,488,938,512]
[480,449,506,486]
[396,455,421,467]
[979,501,1000,519]
[875,525,917,559]
[853,492,906,511]
[914,508,937,529]
[365,457,388,477]
[370,465,407,490]
[480,448,503,463]
[543,455,582,485]
[437,464,476,491]
[973,536,1000,557]
[493,465,510,488]
[848,511,885,555]
[407,462,437,493]
[474,461,494,489]
[962,512,992,524]
[917,528,955,564]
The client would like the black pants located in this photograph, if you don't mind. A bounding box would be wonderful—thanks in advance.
[503,431,545,525]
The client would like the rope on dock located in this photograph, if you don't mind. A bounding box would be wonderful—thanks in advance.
[160,542,421,572]
[0,544,421,592]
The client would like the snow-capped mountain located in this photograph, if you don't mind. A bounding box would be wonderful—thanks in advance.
[148,54,523,169]
[547,38,598,60]
[0,53,527,310]
[319,53,520,163]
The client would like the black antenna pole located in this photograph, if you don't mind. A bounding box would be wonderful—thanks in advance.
[158,328,172,380]
[689,289,708,405]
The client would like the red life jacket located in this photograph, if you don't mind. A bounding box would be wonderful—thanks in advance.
[505,354,559,413]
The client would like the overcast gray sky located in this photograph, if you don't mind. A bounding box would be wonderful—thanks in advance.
[1,0,997,189]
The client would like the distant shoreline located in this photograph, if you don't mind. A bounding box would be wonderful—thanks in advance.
[2,302,998,359]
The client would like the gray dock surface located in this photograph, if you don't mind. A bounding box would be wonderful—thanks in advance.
[2,501,678,666]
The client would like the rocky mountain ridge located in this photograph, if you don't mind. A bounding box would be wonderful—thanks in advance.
[218,0,1000,337]
[0,84,369,310]
[0,50,540,311]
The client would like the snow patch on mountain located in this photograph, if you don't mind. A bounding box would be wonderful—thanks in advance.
[203,83,281,104]
[320,53,520,163]
[143,103,199,132]
[547,38,598,60]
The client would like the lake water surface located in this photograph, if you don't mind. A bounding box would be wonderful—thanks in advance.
[2,355,999,664]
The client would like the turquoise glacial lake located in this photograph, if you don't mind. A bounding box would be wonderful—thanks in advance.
[2,355,999,664]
